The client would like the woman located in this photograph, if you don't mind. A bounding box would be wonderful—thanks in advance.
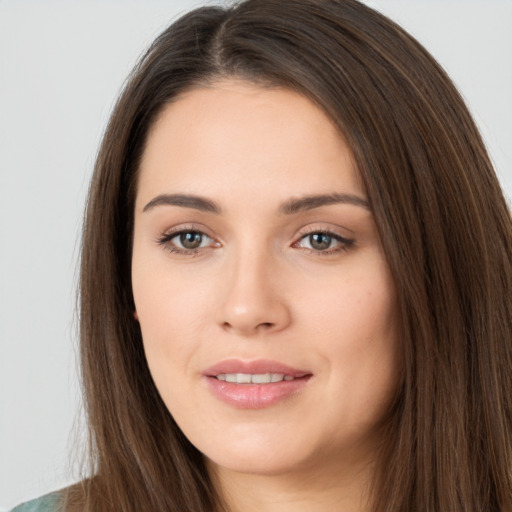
[13,0,512,510]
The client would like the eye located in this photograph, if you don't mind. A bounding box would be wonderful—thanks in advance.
[175,231,209,250]
[294,231,354,254]
[157,229,217,255]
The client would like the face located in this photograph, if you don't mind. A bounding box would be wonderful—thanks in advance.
[132,80,400,478]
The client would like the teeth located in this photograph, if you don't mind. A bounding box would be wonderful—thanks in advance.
[236,373,252,384]
[216,373,293,384]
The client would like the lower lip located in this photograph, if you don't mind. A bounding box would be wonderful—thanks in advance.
[205,376,311,409]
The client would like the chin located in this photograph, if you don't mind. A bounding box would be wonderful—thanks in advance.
[192,424,334,478]
[206,448,312,477]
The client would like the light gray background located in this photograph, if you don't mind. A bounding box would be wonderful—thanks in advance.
[1,1,511,509]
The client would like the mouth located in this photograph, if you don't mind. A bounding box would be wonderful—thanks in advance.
[215,373,301,384]
[204,359,312,409]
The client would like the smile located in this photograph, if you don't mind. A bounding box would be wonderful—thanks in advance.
[216,373,295,383]
[204,360,312,409]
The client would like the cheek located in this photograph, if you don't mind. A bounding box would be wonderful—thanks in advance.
[135,285,197,354]
[132,257,221,388]
[307,264,400,418]
[301,259,397,346]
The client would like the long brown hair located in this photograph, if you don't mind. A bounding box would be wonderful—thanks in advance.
[68,1,512,510]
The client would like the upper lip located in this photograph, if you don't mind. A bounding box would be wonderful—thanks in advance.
[203,359,310,378]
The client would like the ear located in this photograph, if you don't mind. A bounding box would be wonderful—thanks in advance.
[133,310,139,321]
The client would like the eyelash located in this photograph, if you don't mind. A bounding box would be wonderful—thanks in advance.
[156,227,355,257]
[293,229,355,255]
[156,227,216,257]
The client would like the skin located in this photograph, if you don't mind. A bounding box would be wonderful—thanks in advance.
[131,80,401,512]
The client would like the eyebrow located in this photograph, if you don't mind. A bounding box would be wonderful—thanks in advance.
[142,192,370,215]
[143,194,221,214]
[279,193,370,214]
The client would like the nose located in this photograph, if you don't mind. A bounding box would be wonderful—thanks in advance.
[217,245,292,337]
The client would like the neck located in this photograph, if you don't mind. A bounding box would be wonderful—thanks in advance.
[208,455,376,512]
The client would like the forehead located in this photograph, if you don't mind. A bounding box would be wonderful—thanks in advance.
[136,80,363,209]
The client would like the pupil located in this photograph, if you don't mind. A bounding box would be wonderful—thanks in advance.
[180,232,202,249]
[310,233,331,250]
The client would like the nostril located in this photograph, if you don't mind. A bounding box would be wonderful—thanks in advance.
[221,321,275,332]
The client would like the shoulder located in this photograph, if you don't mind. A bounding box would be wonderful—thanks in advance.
[10,493,62,512]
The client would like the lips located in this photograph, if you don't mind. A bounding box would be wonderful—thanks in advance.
[217,373,295,383]
[204,359,309,378]
[203,359,312,409]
